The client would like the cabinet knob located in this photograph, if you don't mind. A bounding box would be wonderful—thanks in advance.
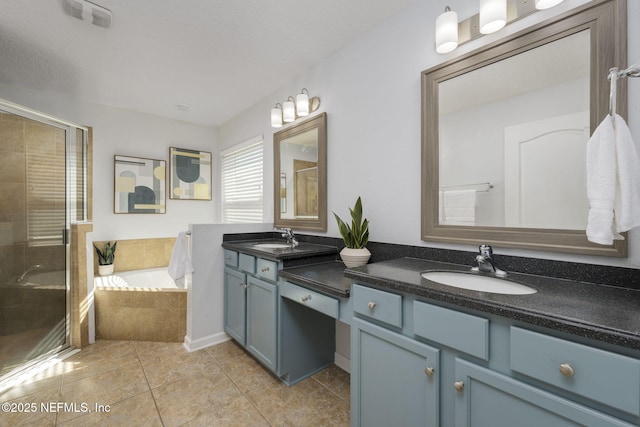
[454,381,465,392]
[367,301,377,310]
[301,295,312,303]
[240,282,248,289]
[424,367,435,377]
[559,363,575,377]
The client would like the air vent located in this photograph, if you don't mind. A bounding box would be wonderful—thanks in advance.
[61,0,112,29]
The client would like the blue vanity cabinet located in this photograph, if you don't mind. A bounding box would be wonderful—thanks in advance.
[453,358,636,427]
[351,282,640,427]
[223,249,280,374]
[223,267,246,344]
[246,275,278,372]
[351,285,440,427]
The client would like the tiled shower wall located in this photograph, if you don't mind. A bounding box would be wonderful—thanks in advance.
[0,112,67,283]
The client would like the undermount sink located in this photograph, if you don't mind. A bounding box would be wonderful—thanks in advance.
[253,243,292,249]
[421,271,537,295]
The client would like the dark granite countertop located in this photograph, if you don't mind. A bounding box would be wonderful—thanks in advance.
[344,257,640,351]
[222,240,338,263]
[278,261,351,298]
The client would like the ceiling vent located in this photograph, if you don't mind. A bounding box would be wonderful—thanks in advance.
[61,0,112,29]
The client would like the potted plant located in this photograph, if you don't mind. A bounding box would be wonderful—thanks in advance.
[94,241,117,276]
[333,197,371,268]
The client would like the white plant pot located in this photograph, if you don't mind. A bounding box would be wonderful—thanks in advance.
[340,247,371,268]
[98,264,114,276]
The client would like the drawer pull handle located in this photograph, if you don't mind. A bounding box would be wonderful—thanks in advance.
[261,267,270,272]
[424,367,435,377]
[301,295,312,303]
[367,301,377,310]
[454,381,465,392]
[559,363,575,377]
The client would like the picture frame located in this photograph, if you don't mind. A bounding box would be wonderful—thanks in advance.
[169,147,212,200]
[114,155,166,214]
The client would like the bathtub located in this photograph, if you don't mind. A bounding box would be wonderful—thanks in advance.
[94,267,183,289]
[93,268,187,342]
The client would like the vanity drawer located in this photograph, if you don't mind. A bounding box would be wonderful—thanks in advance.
[223,250,238,267]
[280,281,339,319]
[510,327,640,416]
[353,284,402,328]
[239,253,256,274]
[413,301,489,360]
[256,258,278,282]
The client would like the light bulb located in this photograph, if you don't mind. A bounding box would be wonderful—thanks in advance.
[271,104,282,128]
[435,7,458,54]
[479,0,506,34]
[296,89,310,116]
[283,98,296,122]
[535,0,564,9]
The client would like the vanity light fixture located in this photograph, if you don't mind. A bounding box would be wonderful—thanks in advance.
[479,0,506,34]
[296,88,310,117]
[271,103,283,128]
[535,0,564,10]
[283,96,296,123]
[435,7,459,54]
[270,89,321,128]
[436,0,565,54]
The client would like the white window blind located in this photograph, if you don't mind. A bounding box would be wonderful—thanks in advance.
[221,138,263,223]
[26,139,66,246]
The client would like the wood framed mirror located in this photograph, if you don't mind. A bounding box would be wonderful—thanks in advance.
[421,0,627,256]
[274,112,327,231]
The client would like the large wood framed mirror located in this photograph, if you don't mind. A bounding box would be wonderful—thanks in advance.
[422,0,627,256]
[274,112,327,231]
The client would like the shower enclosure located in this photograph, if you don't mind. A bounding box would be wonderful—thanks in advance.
[0,99,87,376]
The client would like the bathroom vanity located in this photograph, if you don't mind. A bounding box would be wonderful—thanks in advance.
[221,238,346,384]
[347,258,640,427]
[222,233,640,426]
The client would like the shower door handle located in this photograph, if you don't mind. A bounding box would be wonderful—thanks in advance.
[62,228,69,245]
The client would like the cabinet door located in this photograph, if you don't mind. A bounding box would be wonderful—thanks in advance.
[454,358,635,427]
[223,267,246,345]
[351,317,439,427]
[246,276,278,372]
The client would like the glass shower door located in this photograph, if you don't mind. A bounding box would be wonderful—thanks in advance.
[0,104,86,376]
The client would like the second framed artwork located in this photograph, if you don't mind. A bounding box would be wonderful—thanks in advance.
[169,147,212,200]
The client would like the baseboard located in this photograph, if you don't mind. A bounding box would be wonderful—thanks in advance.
[334,352,350,373]
[183,332,230,352]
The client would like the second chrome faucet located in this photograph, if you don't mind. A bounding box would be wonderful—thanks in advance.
[280,228,298,247]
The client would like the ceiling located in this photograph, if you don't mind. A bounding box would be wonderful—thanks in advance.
[0,0,416,127]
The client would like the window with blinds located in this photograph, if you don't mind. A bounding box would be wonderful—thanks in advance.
[26,135,66,246]
[221,138,264,223]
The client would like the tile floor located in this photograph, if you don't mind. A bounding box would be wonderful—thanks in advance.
[0,339,350,426]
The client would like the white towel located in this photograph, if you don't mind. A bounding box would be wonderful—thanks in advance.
[443,190,476,225]
[586,114,640,245]
[168,231,193,286]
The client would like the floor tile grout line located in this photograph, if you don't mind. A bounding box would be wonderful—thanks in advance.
[132,341,166,427]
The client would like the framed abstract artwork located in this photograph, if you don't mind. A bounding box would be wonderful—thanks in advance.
[114,155,166,214]
[169,147,212,200]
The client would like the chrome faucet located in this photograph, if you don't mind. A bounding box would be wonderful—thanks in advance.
[18,264,44,282]
[280,228,298,247]
[473,245,507,277]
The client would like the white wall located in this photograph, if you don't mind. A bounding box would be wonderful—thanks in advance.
[0,84,219,241]
[218,0,640,269]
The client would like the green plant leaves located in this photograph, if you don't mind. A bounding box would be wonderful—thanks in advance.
[333,197,369,249]
[93,241,117,265]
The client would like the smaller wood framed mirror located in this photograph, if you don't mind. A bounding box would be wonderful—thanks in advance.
[274,112,327,231]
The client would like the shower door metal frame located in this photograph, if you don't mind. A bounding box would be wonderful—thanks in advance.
[0,98,88,355]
